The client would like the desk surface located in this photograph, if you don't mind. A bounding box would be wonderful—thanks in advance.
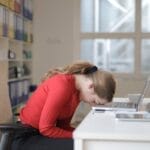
[73,98,150,142]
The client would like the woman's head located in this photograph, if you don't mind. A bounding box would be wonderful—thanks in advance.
[41,61,116,104]
[74,66,116,105]
[88,69,116,103]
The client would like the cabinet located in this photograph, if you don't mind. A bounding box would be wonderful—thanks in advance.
[0,0,33,113]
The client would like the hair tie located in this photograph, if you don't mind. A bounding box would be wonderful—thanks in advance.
[84,66,98,74]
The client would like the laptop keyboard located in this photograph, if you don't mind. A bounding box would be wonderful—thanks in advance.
[145,103,150,112]
[111,102,136,108]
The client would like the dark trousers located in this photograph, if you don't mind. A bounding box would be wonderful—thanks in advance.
[11,128,73,150]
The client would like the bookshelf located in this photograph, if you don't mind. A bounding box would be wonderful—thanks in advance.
[0,0,33,113]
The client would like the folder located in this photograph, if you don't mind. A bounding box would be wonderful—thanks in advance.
[23,0,28,18]
[3,7,8,37]
[8,81,17,107]
[14,0,21,14]
[15,15,23,40]
[16,80,23,104]
[9,80,29,107]
[22,79,30,101]
[0,5,3,36]
[8,10,15,39]
[28,0,33,20]
[23,19,27,41]
[0,0,9,7]
[9,0,15,11]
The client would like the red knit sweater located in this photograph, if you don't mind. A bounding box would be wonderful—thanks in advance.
[20,74,80,138]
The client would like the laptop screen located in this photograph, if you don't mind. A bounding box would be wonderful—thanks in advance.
[136,77,150,111]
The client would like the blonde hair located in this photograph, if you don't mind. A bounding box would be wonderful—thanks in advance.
[41,61,94,81]
[89,70,116,102]
[41,61,116,102]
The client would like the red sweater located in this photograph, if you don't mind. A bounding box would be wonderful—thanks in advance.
[20,74,80,138]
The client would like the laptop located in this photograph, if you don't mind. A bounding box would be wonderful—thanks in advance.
[115,111,150,122]
[92,77,150,112]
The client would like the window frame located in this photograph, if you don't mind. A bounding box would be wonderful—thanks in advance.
[73,0,150,80]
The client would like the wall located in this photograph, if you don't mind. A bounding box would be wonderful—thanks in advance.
[33,0,74,84]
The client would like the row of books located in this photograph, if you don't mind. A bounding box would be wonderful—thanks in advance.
[0,5,33,41]
[8,79,31,107]
[0,0,33,20]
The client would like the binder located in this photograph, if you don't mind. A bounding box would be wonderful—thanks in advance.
[9,0,15,11]
[16,80,24,103]
[0,5,3,36]
[8,10,15,38]
[9,79,30,107]
[6,0,9,7]
[0,0,9,7]
[23,0,28,18]
[22,79,30,101]
[28,0,33,20]
[0,0,2,5]
[3,7,8,37]
[23,19,27,41]
[15,15,23,40]
[27,21,31,42]
[8,81,17,107]
[14,0,21,14]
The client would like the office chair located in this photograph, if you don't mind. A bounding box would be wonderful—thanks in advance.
[0,85,37,150]
[0,122,33,150]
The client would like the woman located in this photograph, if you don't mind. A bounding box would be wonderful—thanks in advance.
[11,61,116,150]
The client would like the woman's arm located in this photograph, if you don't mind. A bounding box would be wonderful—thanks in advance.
[39,77,73,138]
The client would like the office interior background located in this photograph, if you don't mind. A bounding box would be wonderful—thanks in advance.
[0,0,150,123]
[33,0,150,98]
[31,0,150,121]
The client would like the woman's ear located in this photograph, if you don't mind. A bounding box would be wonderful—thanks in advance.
[88,83,94,89]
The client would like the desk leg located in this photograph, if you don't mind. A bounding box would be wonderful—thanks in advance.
[74,139,83,150]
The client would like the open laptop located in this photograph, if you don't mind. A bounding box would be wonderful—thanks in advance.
[92,77,150,112]
[115,111,150,121]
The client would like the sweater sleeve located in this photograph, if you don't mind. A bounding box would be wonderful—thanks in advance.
[39,77,73,138]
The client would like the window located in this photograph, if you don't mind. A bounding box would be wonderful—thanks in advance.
[78,0,150,76]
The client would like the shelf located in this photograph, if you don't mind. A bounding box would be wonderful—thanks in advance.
[22,59,32,62]
[0,0,34,112]
[8,75,32,82]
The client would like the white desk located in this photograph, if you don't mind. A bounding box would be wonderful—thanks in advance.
[73,98,150,150]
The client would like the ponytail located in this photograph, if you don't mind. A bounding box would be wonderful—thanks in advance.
[41,61,96,82]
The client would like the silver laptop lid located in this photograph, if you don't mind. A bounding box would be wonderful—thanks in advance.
[136,77,150,111]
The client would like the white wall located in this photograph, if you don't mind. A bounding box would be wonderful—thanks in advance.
[33,0,74,84]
